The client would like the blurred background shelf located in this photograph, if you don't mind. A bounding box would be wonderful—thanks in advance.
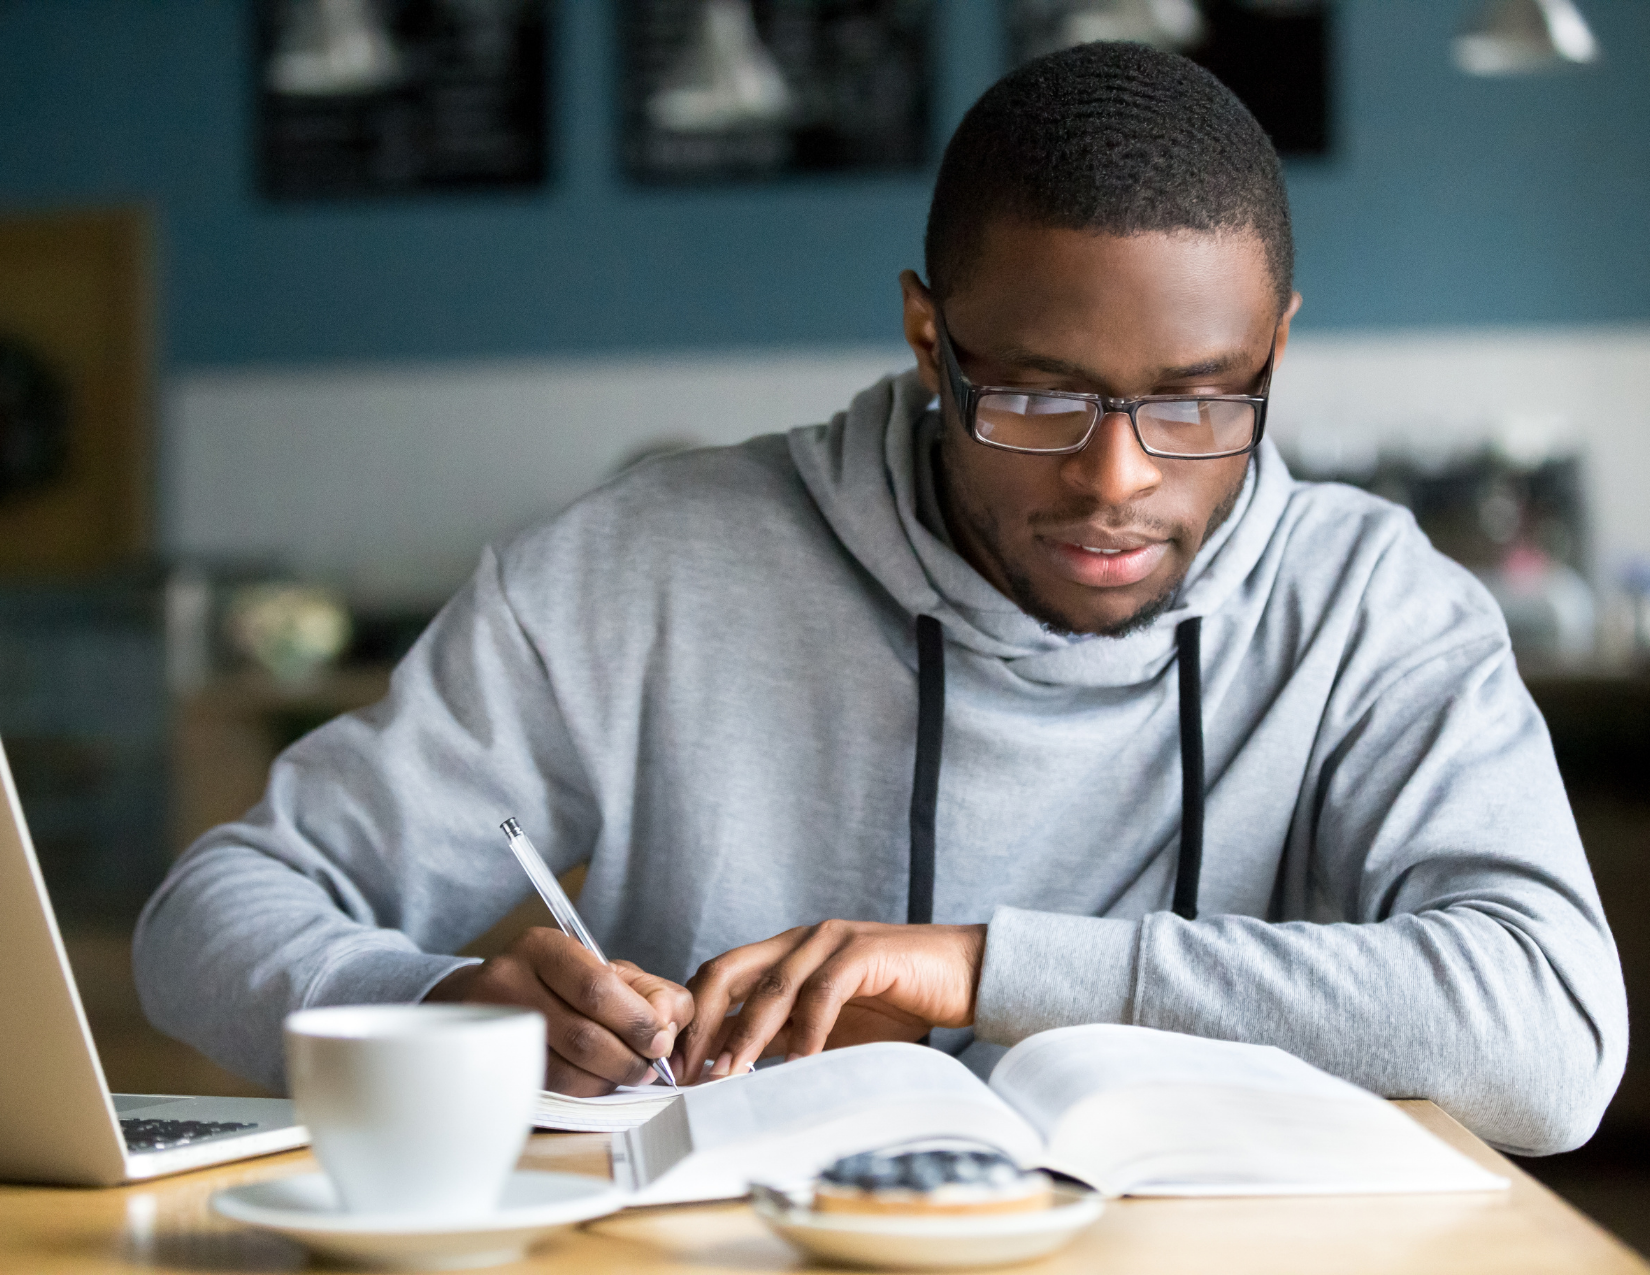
[170,664,394,855]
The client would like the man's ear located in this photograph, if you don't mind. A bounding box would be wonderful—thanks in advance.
[900,270,942,396]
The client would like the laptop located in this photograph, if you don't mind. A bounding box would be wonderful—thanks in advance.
[0,735,307,1184]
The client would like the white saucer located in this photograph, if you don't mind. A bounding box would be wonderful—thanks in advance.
[211,1170,624,1270]
[753,1184,1103,1270]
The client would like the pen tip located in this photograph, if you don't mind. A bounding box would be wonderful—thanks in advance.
[500,817,522,838]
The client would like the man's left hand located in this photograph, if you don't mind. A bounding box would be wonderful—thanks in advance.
[674,921,987,1082]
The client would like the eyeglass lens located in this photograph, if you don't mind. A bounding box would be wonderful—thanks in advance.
[975,392,1257,455]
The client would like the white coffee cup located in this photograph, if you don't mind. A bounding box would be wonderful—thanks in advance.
[284,1004,545,1218]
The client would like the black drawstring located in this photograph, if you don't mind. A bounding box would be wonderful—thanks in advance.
[907,615,945,1049]
[908,615,945,927]
[907,613,1207,932]
[1171,617,1204,921]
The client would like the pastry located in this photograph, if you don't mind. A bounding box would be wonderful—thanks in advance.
[812,1146,1053,1216]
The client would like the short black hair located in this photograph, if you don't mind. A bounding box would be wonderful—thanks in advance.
[925,42,1294,312]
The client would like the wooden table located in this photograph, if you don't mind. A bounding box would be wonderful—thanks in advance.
[0,1103,1642,1274]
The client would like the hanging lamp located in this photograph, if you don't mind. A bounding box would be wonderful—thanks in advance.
[1055,0,1206,53]
[1453,0,1600,76]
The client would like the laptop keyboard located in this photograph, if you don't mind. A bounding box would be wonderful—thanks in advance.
[120,1118,258,1151]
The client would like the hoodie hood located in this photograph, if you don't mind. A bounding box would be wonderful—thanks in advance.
[788,368,1293,689]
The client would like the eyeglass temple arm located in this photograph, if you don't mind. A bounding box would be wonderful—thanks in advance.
[1258,334,1280,393]
[933,316,972,421]
[1249,333,1281,442]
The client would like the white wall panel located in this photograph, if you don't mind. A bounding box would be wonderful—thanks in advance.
[166,329,1650,607]
[166,349,913,605]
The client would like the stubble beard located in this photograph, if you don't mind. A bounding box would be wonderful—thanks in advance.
[941,454,1250,640]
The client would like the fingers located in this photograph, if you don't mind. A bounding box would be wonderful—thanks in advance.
[716,922,864,1074]
[698,1013,791,1077]
[612,961,696,1050]
[525,930,676,1061]
[540,998,643,1096]
[762,952,861,1061]
[677,929,805,1082]
[678,921,986,1081]
[536,977,658,1089]
[536,920,983,1091]
[451,928,685,1092]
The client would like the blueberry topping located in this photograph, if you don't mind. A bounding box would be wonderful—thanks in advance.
[820,1146,1026,1192]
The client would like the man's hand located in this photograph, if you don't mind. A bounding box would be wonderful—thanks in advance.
[424,927,693,1097]
[676,921,987,1082]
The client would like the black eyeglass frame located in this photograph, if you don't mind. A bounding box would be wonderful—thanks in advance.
[934,312,1277,461]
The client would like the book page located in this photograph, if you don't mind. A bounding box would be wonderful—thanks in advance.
[616,1042,1042,1205]
[990,1024,1363,1140]
[990,1025,1505,1198]
[692,1043,1015,1144]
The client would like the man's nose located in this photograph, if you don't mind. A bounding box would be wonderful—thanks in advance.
[1058,410,1162,505]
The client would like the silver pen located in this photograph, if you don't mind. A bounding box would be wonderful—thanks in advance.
[499,817,678,1089]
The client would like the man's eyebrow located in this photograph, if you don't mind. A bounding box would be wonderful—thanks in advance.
[1159,354,1247,380]
[993,346,1250,384]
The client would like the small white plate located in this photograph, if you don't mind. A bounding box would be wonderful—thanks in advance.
[753,1184,1104,1270]
[211,1169,624,1270]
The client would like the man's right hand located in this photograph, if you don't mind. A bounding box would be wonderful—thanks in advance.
[424,928,693,1096]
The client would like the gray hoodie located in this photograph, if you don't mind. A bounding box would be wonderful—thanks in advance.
[134,370,1626,1155]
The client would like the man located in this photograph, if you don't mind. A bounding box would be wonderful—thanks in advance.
[135,43,1624,1156]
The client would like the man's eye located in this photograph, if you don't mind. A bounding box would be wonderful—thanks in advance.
[1146,400,1208,426]
[1019,395,1083,416]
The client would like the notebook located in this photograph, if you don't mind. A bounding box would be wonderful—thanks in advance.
[609,1024,1509,1206]
[535,1083,683,1132]
[534,1063,745,1131]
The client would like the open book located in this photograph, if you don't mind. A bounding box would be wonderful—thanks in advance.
[610,1024,1508,1206]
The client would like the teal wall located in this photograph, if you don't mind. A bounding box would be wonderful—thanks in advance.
[1,0,1646,368]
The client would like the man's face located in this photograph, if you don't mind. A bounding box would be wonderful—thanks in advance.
[902,222,1299,637]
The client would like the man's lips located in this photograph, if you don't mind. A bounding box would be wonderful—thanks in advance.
[1038,534,1170,588]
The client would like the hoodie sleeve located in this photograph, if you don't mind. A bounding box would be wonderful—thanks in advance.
[976,591,1626,1158]
[132,544,600,1092]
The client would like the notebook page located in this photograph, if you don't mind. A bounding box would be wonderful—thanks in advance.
[542,1058,726,1104]
[547,1085,674,1106]
[534,1089,678,1132]
[534,1068,736,1132]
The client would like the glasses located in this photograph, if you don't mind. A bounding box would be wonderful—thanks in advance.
[935,312,1274,460]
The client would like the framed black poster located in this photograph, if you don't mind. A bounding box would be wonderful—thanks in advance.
[621,0,933,184]
[257,0,551,199]
[1005,1,1331,157]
